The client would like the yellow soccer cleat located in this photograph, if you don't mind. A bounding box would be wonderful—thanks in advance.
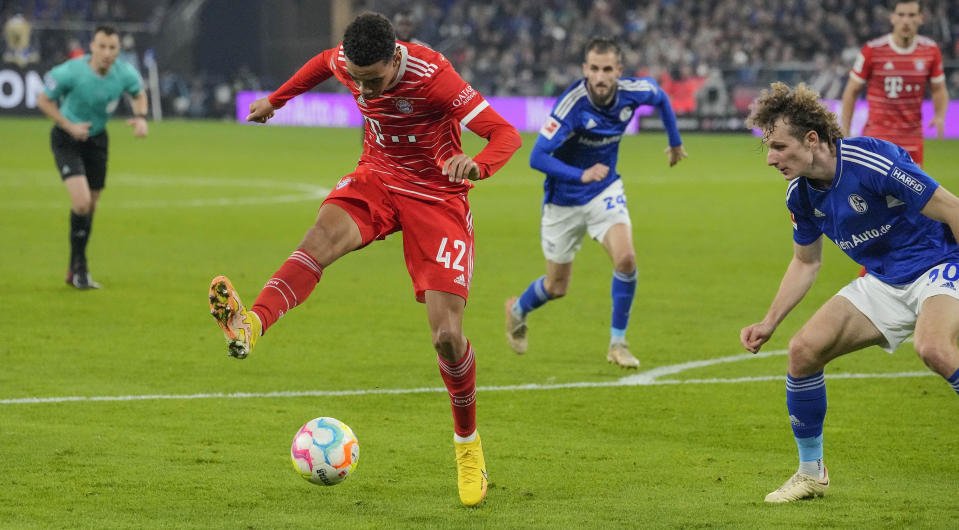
[209,275,261,359]
[454,433,488,507]
[607,342,639,369]
[764,467,829,503]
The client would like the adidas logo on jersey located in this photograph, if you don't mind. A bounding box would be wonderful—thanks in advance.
[886,195,905,207]
[940,281,956,291]
[789,414,804,427]
[883,61,894,70]
[813,208,826,218]
[585,118,597,129]
[453,274,467,287]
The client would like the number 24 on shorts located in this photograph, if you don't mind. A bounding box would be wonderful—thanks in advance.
[604,194,626,210]
[435,237,467,271]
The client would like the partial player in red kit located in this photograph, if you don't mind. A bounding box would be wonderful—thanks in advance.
[841,0,948,167]
[207,12,520,506]
[839,0,949,278]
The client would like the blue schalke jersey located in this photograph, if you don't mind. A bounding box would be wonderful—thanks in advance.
[530,77,682,206]
[787,137,959,284]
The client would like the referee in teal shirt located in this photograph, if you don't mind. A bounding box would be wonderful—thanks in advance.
[37,24,148,289]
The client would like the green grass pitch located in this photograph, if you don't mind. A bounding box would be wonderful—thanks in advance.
[0,117,957,528]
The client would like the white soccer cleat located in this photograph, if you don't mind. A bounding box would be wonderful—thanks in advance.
[764,467,829,503]
[504,297,528,354]
[607,342,639,368]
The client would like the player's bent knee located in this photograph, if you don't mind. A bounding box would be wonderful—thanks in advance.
[301,223,351,266]
[431,327,464,359]
[545,285,567,299]
[913,339,958,375]
[71,201,93,216]
[787,334,826,375]
[615,254,636,273]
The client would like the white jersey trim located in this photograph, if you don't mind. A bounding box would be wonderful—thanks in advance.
[887,34,918,55]
[555,84,587,119]
[841,150,891,173]
[383,183,443,201]
[616,79,656,93]
[785,179,800,204]
[842,143,893,166]
[460,100,489,126]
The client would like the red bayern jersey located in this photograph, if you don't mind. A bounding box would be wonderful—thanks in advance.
[269,42,501,201]
[850,34,944,136]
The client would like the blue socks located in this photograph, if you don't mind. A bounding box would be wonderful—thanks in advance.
[515,269,637,344]
[786,371,826,471]
[948,368,959,396]
[611,269,637,342]
[516,276,550,316]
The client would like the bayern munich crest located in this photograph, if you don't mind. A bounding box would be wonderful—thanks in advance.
[395,99,413,114]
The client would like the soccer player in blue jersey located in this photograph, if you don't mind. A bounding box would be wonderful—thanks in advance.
[36,25,148,289]
[741,82,959,503]
[504,37,687,368]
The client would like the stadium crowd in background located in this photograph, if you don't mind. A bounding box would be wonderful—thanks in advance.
[358,0,958,112]
[2,0,957,119]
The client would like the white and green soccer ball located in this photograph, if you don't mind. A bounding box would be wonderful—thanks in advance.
[290,417,359,486]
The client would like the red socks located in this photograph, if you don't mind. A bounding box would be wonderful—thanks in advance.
[251,250,323,333]
[437,341,477,437]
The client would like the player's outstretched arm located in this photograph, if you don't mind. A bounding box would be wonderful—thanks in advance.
[741,239,823,353]
[247,97,276,123]
[259,49,336,122]
[665,145,687,167]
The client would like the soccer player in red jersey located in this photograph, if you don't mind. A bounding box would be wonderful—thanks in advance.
[840,0,949,278]
[840,0,949,167]
[207,12,521,506]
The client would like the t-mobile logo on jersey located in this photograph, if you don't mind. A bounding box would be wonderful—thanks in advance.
[884,76,903,98]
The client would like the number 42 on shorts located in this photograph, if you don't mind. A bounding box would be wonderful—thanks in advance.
[435,237,467,271]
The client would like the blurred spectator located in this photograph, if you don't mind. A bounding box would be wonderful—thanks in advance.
[393,10,428,47]
[66,37,84,58]
[12,0,956,119]
[117,33,139,72]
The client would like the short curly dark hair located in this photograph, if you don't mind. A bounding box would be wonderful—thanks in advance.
[746,82,844,146]
[343,12,396,67]
[585,37,622,62]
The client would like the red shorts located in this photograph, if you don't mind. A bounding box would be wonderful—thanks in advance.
[864,128,923,167]
[323,169,474,303]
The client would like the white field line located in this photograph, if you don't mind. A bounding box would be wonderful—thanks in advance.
[0,170,330,208]
[0,349,936,406]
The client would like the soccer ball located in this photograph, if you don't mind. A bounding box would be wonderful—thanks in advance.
[290,417,359,486]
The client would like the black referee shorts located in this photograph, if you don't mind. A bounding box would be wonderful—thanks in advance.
[50,126,109,190]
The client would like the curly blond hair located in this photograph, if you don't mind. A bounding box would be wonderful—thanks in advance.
[746,82,843,146]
